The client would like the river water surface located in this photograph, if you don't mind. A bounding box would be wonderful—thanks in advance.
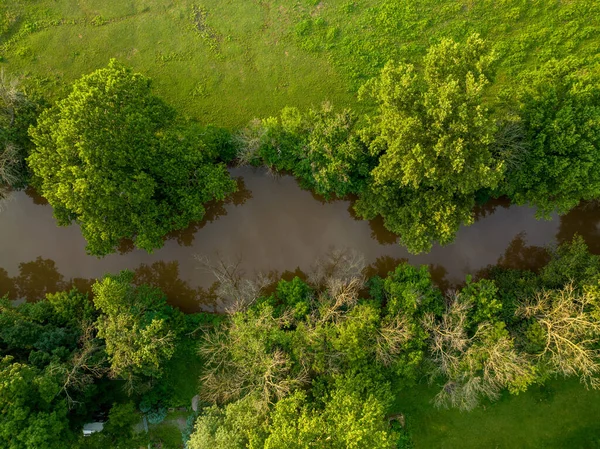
[1,167,599,312]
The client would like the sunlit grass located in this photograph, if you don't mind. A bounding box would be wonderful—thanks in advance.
[394,378,600,448]
[0,0,355,127]
[2,0,598,126]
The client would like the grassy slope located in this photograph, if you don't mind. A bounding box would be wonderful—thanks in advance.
[394,378,600,448]
[2,0,599,126]
[0,0,355,127]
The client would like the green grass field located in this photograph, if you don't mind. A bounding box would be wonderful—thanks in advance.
[395,378,600,448]
[2,0,599,126]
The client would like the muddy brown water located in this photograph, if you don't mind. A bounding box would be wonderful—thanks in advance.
[0,167,598,312]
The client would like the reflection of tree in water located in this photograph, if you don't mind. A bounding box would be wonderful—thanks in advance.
[346,200,399,245]
[472,196,511,222]
[365,215,398,245]
[365,256,408,279]
[0,258,222,312]
[556,201,600,254]
[81,177,254,255]
[166,177,253,247]
[133,260,219,313]
[475,233,550,283]
[0,258,95,302]
[496,232,551,272]
[0,267,17,299]
[429,264,451,292]
[14,257,64,301]
[24,186,49,205]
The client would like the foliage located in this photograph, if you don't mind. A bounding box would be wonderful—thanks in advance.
[505,58,600,216]
[188,395,267,449]
[146,406,168,425]
[92,270,182,385]
[376,264,443,383]
[238,103,372,198]
[540,235,600,289]
[78,402,146,449]
[293,104,373,198]
[0,356,75,449]
[27,60,236,255]
[354,34,504,253]
[0,69,43,195]
[0,290,106,410]
[263,372,397,449]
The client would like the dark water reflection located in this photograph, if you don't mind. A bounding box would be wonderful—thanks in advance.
[1,167,599,312]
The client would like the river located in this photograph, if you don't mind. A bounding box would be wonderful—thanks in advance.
[1,167,598,312]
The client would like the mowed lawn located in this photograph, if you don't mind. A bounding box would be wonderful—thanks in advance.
[395,378,600,448]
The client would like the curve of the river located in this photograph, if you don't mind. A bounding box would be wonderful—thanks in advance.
[1,167,599,312]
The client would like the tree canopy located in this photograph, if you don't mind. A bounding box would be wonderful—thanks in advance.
[505,58,600,216]
[92,270,182,385]
[27,60,236,255]
[354,34,504,253]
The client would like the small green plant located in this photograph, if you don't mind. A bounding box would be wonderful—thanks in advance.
[191,81,209,99]
[0,10,18,36]
[147,407,168,425]
[90,15,107,27]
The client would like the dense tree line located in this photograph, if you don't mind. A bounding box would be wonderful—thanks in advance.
[1,34,597,256]
[237,35,600,253]
[184,237,600,448]
[0,270,200,449]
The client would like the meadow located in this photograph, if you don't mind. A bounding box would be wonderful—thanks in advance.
[2,0,600,126]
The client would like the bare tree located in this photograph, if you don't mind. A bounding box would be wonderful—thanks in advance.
[234,118,266,166]
[426,293,534,411]
[47,321,108,408]
[518,283,600,388]
[492,118,529,171]
[0,141,20,186]
[317,276,362,323]
[0,69,26,126]
[198,306,309,405]
[375,314,412,367]
[195,254,270,313]
[0,70,29,199]
[307,248,366,287]
[423,292,471,378]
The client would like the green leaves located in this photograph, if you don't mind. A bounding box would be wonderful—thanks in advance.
[27,60,236,256]
[92,271,180,381]
[356,34,504,253]
[243,103,373,199]
[505,58,600,216]
[0,357,74,449]
[264,373,397,449]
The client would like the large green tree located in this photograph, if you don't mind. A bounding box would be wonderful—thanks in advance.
[0,356,75,449]
[27,60,236,256]
[355,35,504,253]
[92,271,182,386]
[505,58,600,215]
